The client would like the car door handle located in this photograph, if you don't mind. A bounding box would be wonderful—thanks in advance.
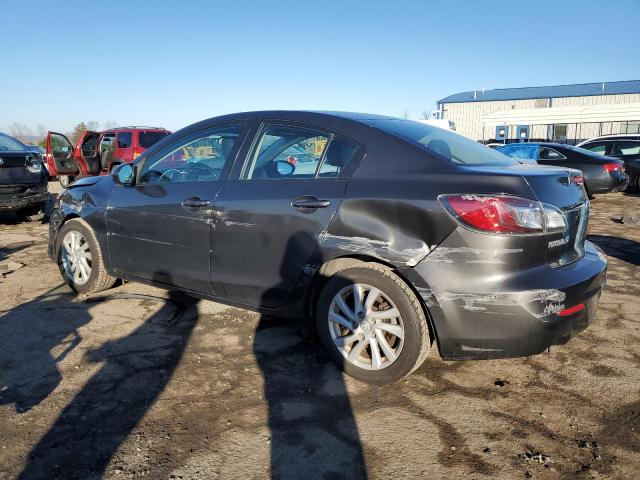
[291,196,331,209]
[181,197,212,208]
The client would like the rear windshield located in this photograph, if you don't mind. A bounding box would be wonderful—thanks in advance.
[371,119,516,166]
[138,131,170,149]
[0,134,29,152]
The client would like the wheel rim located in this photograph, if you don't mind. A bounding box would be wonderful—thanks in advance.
[60,230,92,286]
[328,283,405,371]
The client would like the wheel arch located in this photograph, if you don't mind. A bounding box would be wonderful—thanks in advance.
[305,254,440,351]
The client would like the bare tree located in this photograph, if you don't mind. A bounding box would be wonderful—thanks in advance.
[86,120,100,131]
[402,109,409,119]
[420,109,433,120]
[9,122,32,141]
[37,124,47,139]
[102,120,119,130]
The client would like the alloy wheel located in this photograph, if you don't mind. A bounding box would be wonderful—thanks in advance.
[328,283,405,370]
[60,230,92,286]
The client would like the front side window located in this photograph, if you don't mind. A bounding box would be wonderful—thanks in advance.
[612,141,640,156]
[138,126,242,184]
[117,132,132,148]
[100,134,115,152]
[243,124,331,180]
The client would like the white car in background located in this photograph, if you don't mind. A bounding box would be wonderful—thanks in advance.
[417,119,456,131]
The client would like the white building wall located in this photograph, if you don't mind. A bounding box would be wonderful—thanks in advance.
[442,93,640,142]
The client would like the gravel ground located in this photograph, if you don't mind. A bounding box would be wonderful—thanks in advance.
[0,183,639,480]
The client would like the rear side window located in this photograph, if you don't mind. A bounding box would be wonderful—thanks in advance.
[612,141,640,156]
[117,132,132,148]
[372,119,516,166]
[499,145,536,160]
[581,142,608,156]
[139,131,170,149]
[538,147,565,160]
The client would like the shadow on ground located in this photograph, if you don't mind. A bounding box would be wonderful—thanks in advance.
[7,278,200,479]
[587,234,640,266]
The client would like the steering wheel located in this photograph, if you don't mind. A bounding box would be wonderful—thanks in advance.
[185,161,219,180]
[158,168,185,183]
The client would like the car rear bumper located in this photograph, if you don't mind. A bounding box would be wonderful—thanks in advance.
[408,240,607,360]
[587,172,629,194]
[0,184,48,211]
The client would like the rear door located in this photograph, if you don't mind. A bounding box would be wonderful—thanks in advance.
[46,132,78,176]
[74,130,100,175]
[611,140,640,161]
[210,122,362,308]
[105,123,249,293]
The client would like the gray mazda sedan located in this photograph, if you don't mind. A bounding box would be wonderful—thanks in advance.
[48,111,607,383]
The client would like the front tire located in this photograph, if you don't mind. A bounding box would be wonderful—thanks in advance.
[316,263,431,384]
[56,218,116,294]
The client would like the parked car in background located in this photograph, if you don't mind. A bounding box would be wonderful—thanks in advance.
[417,119,457,131]
[0,132,48,221]
[46,126,171,187]
[497,142,628,196]
[49,111,607,384]
[26,144,49,176]
[577,134,640,189]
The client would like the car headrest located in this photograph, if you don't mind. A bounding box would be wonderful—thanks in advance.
[427,139,452,161]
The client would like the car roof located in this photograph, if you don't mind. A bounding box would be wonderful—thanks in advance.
[579,134,640,143]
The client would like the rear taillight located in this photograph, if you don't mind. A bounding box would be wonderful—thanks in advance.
[133,150,141,159]
[603,163,621,174]
[571,174,584,186]
[439,194,567,235]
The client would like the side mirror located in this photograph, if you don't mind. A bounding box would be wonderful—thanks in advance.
[274,160,295,176]
[112,163,134,186]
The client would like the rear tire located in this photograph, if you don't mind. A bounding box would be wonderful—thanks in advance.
[56,218,117,294]
[59,175,75,188]
[315,263,431,384]
[15,203,45,222]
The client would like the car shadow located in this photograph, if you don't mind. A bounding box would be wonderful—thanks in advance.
[254,231,368,479]
[0,285,89,413]
[587,234,640,267]
[16,275,200,479]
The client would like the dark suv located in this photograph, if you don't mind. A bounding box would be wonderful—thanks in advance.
[0,132,48,221]
[48,111,607,384]
[46,126,171,187]
[577,134,640,189]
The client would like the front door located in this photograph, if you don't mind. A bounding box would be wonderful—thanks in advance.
[211,122,361,308]
[105,123,247,293]
[46,132,79,176]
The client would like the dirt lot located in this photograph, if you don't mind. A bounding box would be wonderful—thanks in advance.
[1,184,639,480]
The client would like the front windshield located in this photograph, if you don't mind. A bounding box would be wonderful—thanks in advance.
[0,134,29,152]
[371,119,517,166]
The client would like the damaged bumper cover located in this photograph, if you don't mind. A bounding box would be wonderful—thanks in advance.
[0,184,48,211]
[409,240,607,360]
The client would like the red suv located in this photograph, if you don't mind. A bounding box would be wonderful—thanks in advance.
[46,127,171,187]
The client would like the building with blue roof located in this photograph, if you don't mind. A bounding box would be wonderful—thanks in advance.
[436,80,640,144]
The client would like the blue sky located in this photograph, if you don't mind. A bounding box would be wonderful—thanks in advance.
[1,0,639,134]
